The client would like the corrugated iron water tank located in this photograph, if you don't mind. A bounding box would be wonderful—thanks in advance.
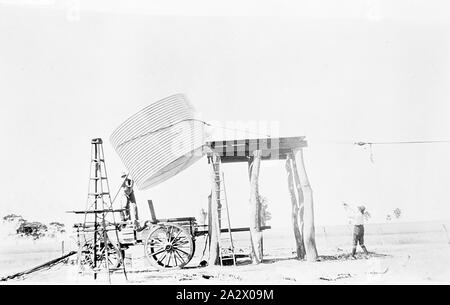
[110,94,208,190]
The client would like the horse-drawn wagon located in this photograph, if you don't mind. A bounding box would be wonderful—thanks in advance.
[73,202,202,271]
[73,199,270,271]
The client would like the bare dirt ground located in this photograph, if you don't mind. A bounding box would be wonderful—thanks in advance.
[2,221,450,284]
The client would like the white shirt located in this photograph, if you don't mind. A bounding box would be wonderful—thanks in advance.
[350,212,365,225]
[344,204,365,225]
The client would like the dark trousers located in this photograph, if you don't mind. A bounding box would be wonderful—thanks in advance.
[121,192,139,223]
[352,225,368,255]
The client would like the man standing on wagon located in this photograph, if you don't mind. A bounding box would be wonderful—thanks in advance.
[120,173,139,226]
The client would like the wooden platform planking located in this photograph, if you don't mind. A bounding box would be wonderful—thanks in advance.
[206,136,307,163]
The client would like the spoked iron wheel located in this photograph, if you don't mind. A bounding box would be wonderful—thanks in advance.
[80,240,122,270]
[144,223,195,270]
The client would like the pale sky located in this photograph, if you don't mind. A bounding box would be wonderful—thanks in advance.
[1,0,450,229]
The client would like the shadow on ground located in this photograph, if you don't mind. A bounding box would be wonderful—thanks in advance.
[319,252,391,261]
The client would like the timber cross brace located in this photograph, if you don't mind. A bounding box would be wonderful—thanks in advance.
[205,137,318,265]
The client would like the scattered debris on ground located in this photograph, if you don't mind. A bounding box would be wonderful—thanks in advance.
[368,267,389,275]
[319,252,389,262]
[319,273,353,281]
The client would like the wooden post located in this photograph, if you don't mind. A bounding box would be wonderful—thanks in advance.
[208,152,221,266]
[207,193,212,248]
[289,151,306,258]
[247,156,254,180]
[285,154,306,259]
[249,150,263,263]
[247,155,264,258]
[147,200,157,223]
[293,148,318,261]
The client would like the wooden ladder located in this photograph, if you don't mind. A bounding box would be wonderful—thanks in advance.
[212,158,236,266]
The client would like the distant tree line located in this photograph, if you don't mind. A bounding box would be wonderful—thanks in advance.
[199,195,272,226]
[386,208,402,221]
[2,214,65,239]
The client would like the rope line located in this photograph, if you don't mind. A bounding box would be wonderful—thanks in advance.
[355,140,450,146]
[353,140,450,163]
[115,119,272,149]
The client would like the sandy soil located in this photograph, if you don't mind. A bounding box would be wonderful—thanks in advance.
[2,222,450,284]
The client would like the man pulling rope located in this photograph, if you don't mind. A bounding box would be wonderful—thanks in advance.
[343,202,371,258]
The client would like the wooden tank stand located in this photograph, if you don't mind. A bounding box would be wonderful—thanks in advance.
[205,136,318,265]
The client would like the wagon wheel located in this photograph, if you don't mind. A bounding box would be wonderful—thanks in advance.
[144,223,195,270]
[81,240,122,270]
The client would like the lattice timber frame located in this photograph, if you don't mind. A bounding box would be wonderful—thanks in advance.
[205,136,319,264]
